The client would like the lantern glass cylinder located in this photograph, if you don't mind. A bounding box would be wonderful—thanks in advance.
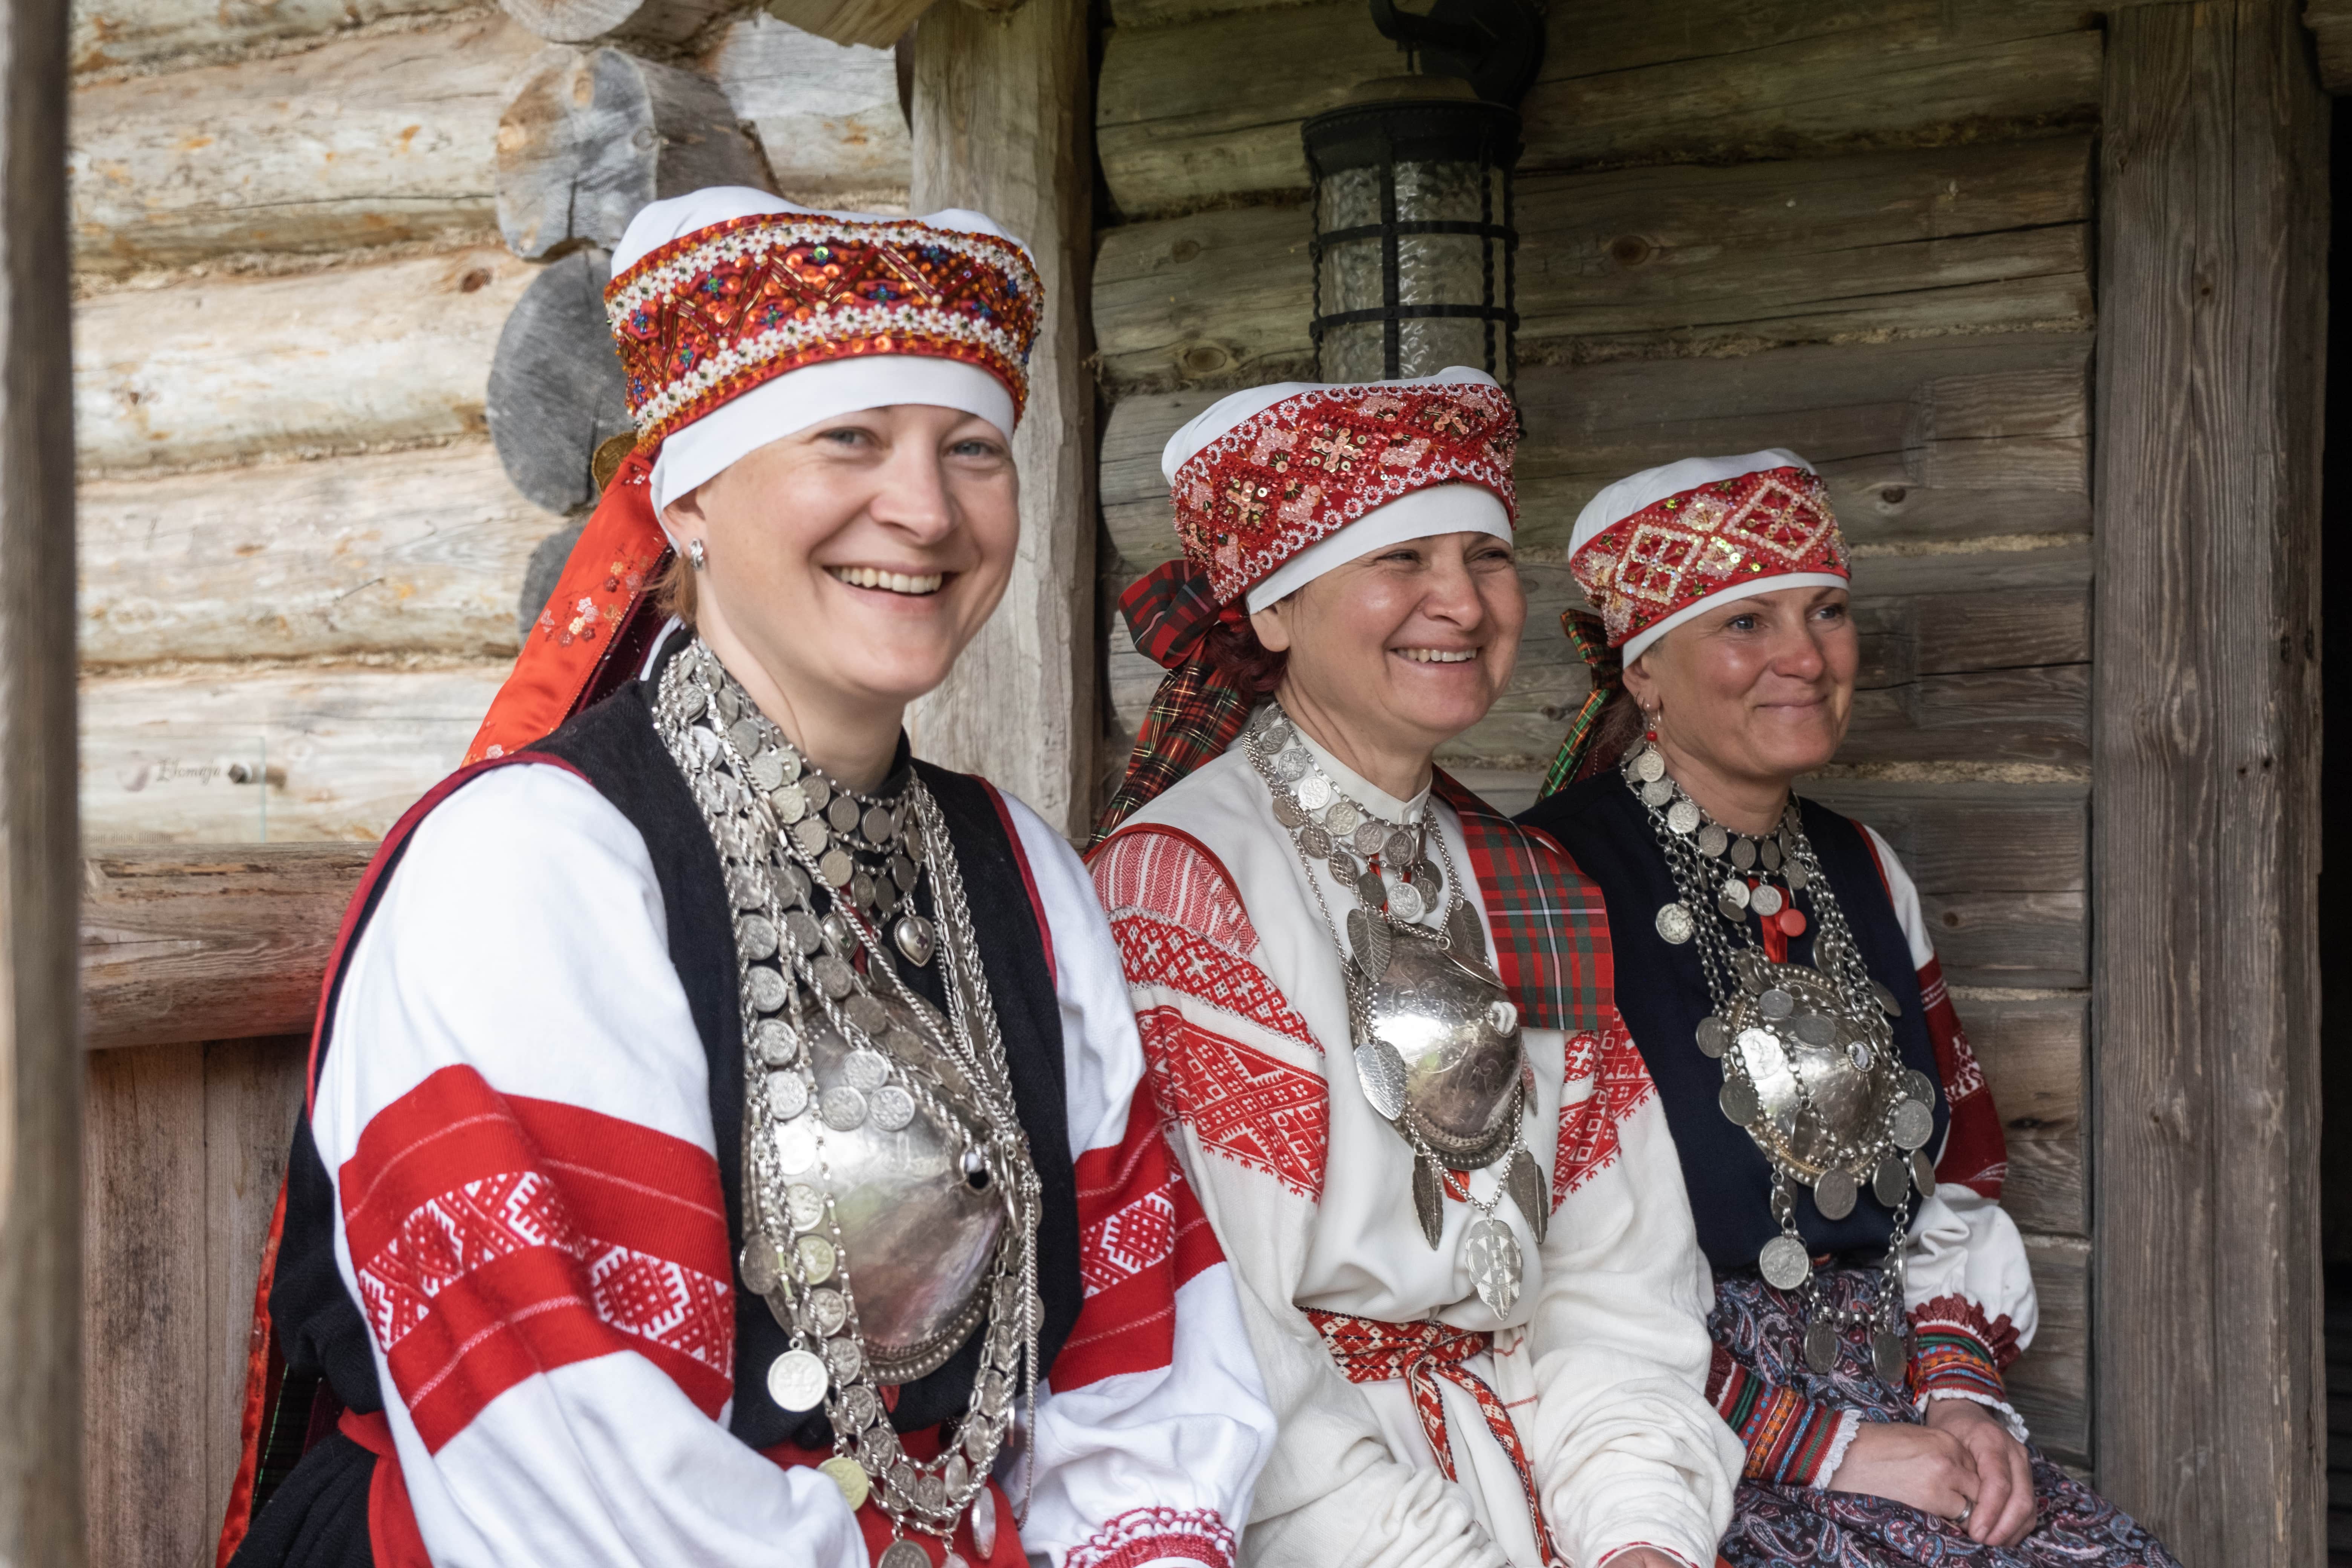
[1304,83,1519,384]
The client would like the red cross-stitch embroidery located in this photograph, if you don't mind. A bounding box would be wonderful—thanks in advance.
[1080,1186,1179,1298]
[1553,1011,1656,1207]
[1571,465,1848,646]
[1137,1005,1328,1199]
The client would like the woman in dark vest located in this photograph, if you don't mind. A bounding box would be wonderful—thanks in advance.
[1518,452,2177,1567]
[217,187,1272,1568]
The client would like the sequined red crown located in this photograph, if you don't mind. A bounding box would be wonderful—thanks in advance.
[604,214,1041,450]
[1170,382,1519,604]
[1571,466,1849,646]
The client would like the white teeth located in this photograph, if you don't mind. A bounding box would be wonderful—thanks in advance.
[1399,648,1477,664]
[828,567,945,596]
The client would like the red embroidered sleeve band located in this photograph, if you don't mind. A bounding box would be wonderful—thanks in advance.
[1706,1346,1858,1489]
[1907,1295,2027,1439]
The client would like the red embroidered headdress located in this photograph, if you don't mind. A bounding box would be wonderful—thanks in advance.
[461,191,1044,766]
[1094,369,1520,841]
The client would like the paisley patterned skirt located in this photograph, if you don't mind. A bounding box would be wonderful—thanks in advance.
[1710,1268,2180,1568]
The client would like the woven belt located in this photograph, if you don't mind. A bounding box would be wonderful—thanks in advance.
[1306,1309,1563,1567]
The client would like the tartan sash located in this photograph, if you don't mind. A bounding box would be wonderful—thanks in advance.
[1436,773,1612,1037]
[1307,1310,1564,1568]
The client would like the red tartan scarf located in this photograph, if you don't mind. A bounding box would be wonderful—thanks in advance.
[1436,772,1613,1037]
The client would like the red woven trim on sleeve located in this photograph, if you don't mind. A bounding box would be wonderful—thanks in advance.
[1909,1292,2021,1389]
[1552,1008,1658,1208]
[1065,1506,1237,1568]
[1733,1380,1850,1487]
[1055,1095,1225,1389]
[1135,1006,1328,1200]
[339,1065,733,1450]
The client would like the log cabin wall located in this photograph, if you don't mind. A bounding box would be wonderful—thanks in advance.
[69,3,910,1559]
[1092,0,2102,1470]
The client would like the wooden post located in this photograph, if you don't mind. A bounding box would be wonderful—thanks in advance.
[906,0,1098,839]
[2091,2,2326,1559]
[0,0,84,1546]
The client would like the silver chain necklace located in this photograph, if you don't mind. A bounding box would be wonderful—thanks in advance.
[654,639,1041,1565]
[1243,702,1545,1317]
[1626,740,1936,1383]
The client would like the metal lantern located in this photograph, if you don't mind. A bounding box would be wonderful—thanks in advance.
[1303,79,1520,385]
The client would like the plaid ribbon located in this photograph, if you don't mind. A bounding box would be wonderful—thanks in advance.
[1093,657,1257,845]
[1537,609,1624,800]
[1306,1310,1564,1568]
[1120,559,1228,671]
[1437,773,1612,1036]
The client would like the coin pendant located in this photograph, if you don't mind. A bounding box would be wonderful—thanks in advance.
[1299,822,1334,858]
[1793,1012,1836,1047]
[1462,1214,1524,1316]
[1633,746,1666,783]
[747,965,789,1014]
[819,1455,870,1510]
[825,1336,863,1381]
[1752,883,1785,917]
[1386,827,1418,865]
[1759,1233,1811,1291]
[1760,836,1782,871]
[740,1238,779,1294]
[870,1085,916,1132]
[727,717,765,756]
[769,1070,810,1120]
[814,955,856,998]
[1345,819,1383,858]
[1719,1077,1760,1125]
[809,1286,848,1336]
[1720,876,1750,910]
[1389,881,1426,923]
[796,1233,837,1283]
[1326,798,1361,836]
[774,1121,817,1173]
[1698,822,1729,858]
[876,1535,930,1568]
[839,1381,880,1431]
[1902,1068,1934,1104]
[754,1019,799,1067]
[1269,793,1305,828]
[818,847,854,889]
[1261,716,1292,750]
[1667,798,1701,835]
[766,1348,829,1412]
[1786,859,1808,891]
[786,1182,827,1231]
[1889,1097,1934,1150]
[1813,1167,1858,1220]
[1641,778,1674,807]
[970,1488,1000,1557]
[1759,986,1794,1019]
[1296,773,1334,810]
[1655,902,1695,944]
[1804,1318,1841,1374]
[1695,1015,1730,1057]
[793,816,830,856]
[821,1086,867,1130]
[786,910,824,954]
[1872,1329,1908,1386]
[1874,1155,1909,1206]
[1912,1150,1937,1194]
[1731,836,1758,871]
[840,1049,889,1091]
[1871,979,1902,1017]
[1739,1027,1785,1077]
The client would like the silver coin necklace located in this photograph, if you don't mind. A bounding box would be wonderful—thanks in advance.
[656,639,1040,1565]
[1626,739,1933,1384]
[1245,703,1545,1317]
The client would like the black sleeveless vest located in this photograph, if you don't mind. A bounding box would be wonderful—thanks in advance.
[262,672,1083,1501]
[1519,772,1949,1275]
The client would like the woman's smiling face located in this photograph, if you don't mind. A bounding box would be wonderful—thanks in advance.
[1624,583,1859,787]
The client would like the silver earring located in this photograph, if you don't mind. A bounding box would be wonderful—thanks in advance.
[687,538,706,571]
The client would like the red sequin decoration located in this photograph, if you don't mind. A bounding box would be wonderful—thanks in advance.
[1572,465,1850,647]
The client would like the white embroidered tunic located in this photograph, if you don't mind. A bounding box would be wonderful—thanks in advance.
[1091,735,1740,1568]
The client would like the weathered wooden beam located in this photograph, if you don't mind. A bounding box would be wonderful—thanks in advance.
[495,45,770,260]
[75,246,531,476]
[1095,138,2093,392]
[66,16,538,274]
[0,0,86,1544]
[2305,0,2352,90]
[69,0,472,74]
[761,0,933,48]
[80,847,369,1051]
[80,664,504,843]
[905,0,1096,836]
[2009,1234,2089,1465]
[486,250,634,511]
[1094,0,2100,216]
[79,441,557,666]
[2091,2,2326,1556]
[1101,335,2092,567]
[496,0,733,44]
[700,12,911,207]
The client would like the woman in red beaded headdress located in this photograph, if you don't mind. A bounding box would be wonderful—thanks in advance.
[216,188,1274,1568]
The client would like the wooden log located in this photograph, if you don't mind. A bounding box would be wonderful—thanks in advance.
[70,0,472,74]
[905,0,1096,837]
[1101,335,2094,567]
[80,441,560,666]
[495,45,770,260]
[1955,992,2086,1238]
[762,0,936,50]
[1095,139,2092,392]
[497,0,733,45]
[81,846,369,1050]
[486,250,634,512]
[80,664,506,844]
[84,1044,208,1568]
[2303,0,2352,92]
[75,245,532,476]
[2091,5,2327,1558]
[0,0,87,1542]
[2008,1233,2088,1465]
[1094,0,2098,216]
[700,12,911,206]
[67,15,539,273]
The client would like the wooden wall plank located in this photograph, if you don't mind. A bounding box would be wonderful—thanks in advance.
[1093,0,2099,215]
[68,15,538,273]
[1095,139,2092,392]
[70,0,473,74]
[1956,993,2086,1237]
[2305,0,2352,93]
[76,247,529,476]
[2009,1233,2088,1465]
[83,846,373,1050]
[700,12,911,208]
[84,1043,209,1568]
[81,664,503,843]
[81,441,556,666]
[1100,335,2092,567]
[2090,3,2328,1554]
[203,1037,306,1534]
